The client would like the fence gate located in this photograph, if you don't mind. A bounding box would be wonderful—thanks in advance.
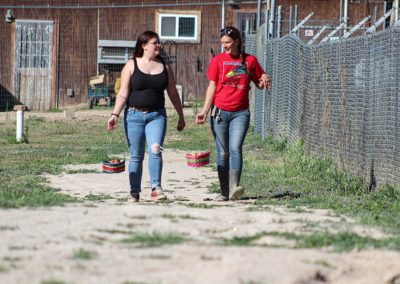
[14,20,54,111]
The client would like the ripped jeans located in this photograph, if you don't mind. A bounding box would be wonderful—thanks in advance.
[125,107,167,195]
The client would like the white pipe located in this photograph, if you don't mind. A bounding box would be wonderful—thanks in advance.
[307,25,328,45]
[262,0,269,138]
[257,0,262,28]
[221,0,225,29]
[383,1,387,30]
[342,15,370,38]
[291,12,314,33]
[221,0,225,52]
[365,8,393,34]
[394,0,399,23]
[320,23,345,43]
[277,5,282,38]
[344,0,349,32]
[269,0,275,38]
[16,110,24,142]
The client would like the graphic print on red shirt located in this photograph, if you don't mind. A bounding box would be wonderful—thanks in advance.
[222,61,248,90]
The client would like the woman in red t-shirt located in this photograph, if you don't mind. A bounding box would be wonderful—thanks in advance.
[196,26,271,201]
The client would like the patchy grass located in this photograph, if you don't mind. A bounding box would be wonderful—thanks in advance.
[41,280,66,284]
[220,232,266,246]
[160,213,204,220]
[65,169,99,174]
[220,231,400,251]
[72,248,97,260]
[84,194,113,202]
[165,112,212,154]
[165,115,400,249]
[121,231,187,247]
[239,135,400,238]
[179,202,217,209]
[0,115,127,208]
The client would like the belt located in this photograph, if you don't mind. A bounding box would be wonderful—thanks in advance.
[128,107,155,113]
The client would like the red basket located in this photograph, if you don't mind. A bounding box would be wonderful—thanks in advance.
[102,159,125,173]
[186,151,210,167]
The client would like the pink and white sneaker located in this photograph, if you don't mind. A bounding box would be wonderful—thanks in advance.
[151,187,168,201]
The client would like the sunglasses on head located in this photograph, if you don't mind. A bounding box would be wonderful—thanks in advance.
[220,27,233,35]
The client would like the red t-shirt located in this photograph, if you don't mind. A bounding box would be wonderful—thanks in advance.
[207,52,265,111]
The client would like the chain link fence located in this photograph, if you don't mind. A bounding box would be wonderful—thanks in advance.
[248,25,400,187]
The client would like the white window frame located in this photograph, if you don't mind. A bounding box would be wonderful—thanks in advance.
[155,10,201,43]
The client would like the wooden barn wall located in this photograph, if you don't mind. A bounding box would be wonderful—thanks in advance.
[0,0,387,109]
[0,15,15,108]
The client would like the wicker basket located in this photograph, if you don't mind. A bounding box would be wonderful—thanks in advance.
[102,159,125,173]
[186,151,210,168]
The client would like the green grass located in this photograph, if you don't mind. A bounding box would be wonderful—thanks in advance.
[0,115,127,208]
[237,135,400,237]
[65,169,99,174]
[220,231,400,251]
[41,280,66,284]
[165,115,400,249]
[84,194,113,201]
[72,248,97,260]
[121,231,186,247]
[48,108,64,113]
[179,202,217,209]
[165,112,212,153]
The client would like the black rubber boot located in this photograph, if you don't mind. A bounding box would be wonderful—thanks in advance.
[229,169,244,200]
[217,166,230,201]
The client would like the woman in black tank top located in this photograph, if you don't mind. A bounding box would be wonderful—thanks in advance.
[107,31,185,202]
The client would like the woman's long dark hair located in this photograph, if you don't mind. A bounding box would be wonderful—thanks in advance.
[220,26,247,73]
[133,30,162,60]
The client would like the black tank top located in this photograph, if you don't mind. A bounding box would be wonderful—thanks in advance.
[128,57,168,109]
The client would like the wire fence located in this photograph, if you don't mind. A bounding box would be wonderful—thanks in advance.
[248,25,400,188]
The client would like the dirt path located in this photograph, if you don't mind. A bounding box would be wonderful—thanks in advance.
[1,150,400,284]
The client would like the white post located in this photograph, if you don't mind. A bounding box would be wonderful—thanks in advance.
[257,0,262,28]
[343,0,349,32]
[221,0,225,52]
[365,8,393,34]
[291,12,314,34]
[277,6,282,38]
[342,15,370,39]
[320,23,346,43]
[262,0,270,138]
[221,0,225,29]
[269,0,275,38]
[393,0,399,24]
[307,25,328,45]
[16,110,24,142]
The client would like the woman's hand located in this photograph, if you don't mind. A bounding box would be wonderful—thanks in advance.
[107,115,118,130]
[258,74,271,90]
[196,111,207,124]
[177,116,186,131]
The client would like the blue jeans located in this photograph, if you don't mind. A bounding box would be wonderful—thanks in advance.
[210,108,250,173]
[125,108,167,195]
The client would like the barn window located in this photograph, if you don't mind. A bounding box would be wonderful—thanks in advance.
[15,20,52,69]
[156,10,201,43]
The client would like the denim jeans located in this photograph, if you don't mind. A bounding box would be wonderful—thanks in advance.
[124,107,167,195]
[210,108,250,172]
